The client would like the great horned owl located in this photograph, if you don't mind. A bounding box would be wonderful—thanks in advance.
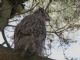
[14,8,50,56]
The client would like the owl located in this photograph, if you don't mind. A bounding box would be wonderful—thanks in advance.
[14,7,50,56]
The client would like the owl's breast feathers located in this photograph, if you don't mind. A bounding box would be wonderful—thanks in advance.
[17,15,46,38]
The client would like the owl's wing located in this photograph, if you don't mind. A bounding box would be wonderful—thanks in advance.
[14,16,34,48]
[14,15,33,39]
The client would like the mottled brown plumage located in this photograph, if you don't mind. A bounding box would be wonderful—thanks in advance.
[14,8,50,56]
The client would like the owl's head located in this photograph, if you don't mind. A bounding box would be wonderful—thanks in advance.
[34,7,50,21]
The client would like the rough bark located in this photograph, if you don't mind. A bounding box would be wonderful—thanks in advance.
[0,46,54,60]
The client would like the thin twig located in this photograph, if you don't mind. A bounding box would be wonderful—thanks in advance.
[7,25,16,27]
[45,0,52,10]
[1,29,11,48]
[16,2,39,15]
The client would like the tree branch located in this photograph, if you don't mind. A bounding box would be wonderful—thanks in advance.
[45,0,52,10]
[1,29,11,48]
[0,47,54,60]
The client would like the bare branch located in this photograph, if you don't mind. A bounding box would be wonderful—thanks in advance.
[1,42,5,45]
[1,29,11,48]
[45,0,52,10]
[16,2,39,15]
[7,25,16,27]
